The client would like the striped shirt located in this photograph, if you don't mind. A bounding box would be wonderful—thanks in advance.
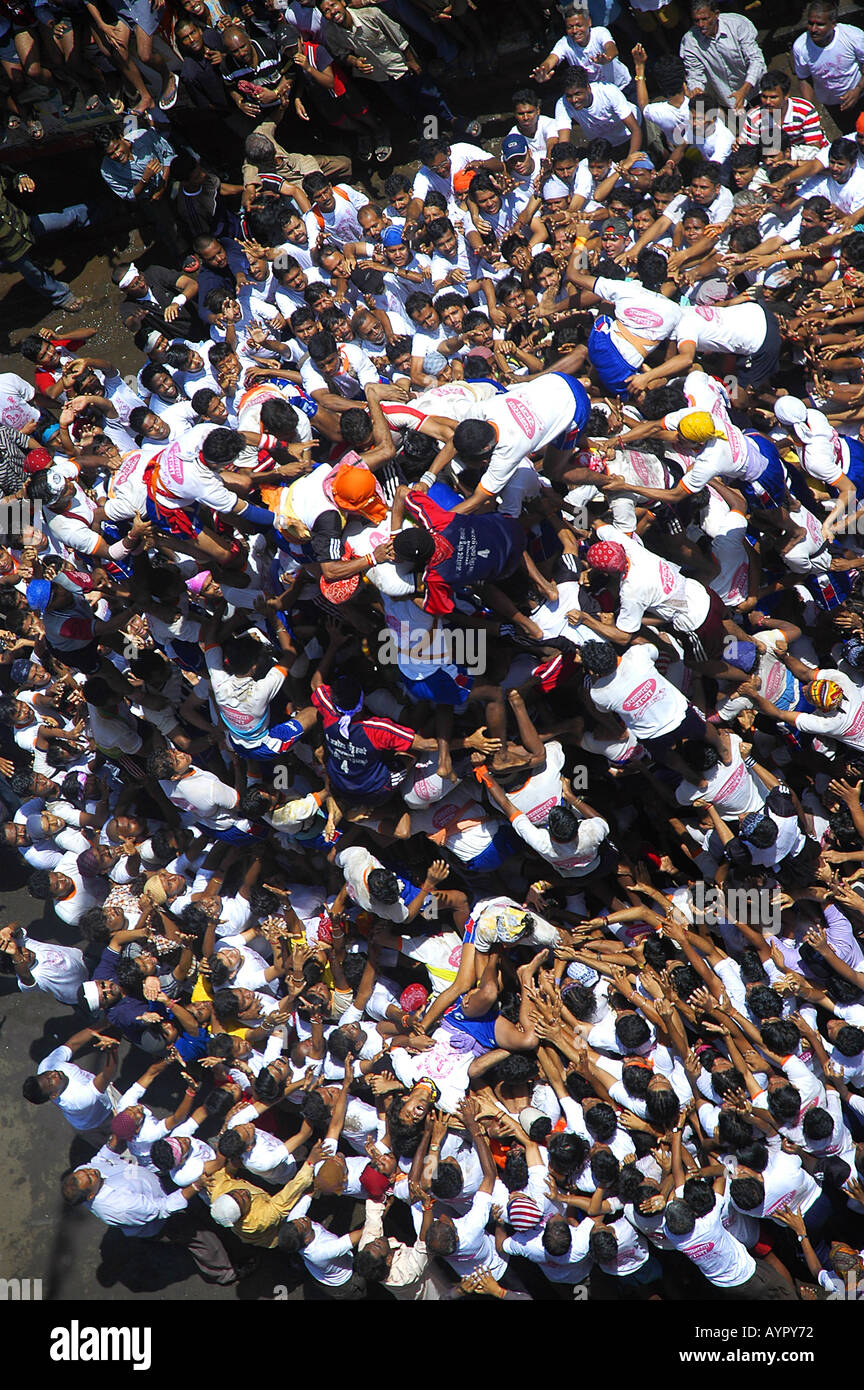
[740,96,827,149]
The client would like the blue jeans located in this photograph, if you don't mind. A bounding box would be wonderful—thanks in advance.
[4,203,91,307]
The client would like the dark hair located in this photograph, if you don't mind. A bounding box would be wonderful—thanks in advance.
[580,640,617,678]
[665,1197,696,1235]
[22,1075,49,1104]
[802,1106,834,1141]
[588,1225,618,1262]
[218,1128,249,1161]
[682,1176,715,1218]
[747,985,783,1021]
[835,1025,864,1056]
[430,1159,464,1199]
[646,1085,681,1129]
[760,1019,800,1054]
[730,1176,764,1210]
[590,1148,620,1189]
[615,1013,651,1051]
[584,1102,617,1142]
[717,1109,753,1150]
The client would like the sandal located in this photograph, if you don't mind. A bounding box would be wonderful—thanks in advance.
[84,95,103,113]
[61,95,77,115]
[6,115,21,130]
[106,96,125,114]
[26,118,44,140]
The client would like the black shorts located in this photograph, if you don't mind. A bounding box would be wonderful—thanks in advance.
[677,588,727,664]
[736,308,781,391]
[641,704,706,755]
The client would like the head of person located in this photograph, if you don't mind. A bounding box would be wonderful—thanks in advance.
[690,0,720,39]
[807,0,837,45]
[563,66,592,109]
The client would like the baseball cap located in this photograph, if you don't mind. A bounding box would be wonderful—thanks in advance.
[601,215,629,236]
[856,112,864,135]
[381,226,403,247]
[502,132,529,160]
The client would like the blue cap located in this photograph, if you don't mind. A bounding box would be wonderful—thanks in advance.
[9,658,31,685]
[381,226,403,247]
[502,133,529,160]
[26,578,51,612]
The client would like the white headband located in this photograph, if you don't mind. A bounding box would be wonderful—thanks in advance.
[118,263,140,291]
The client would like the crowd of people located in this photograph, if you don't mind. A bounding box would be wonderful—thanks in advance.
[6,0,864,1304]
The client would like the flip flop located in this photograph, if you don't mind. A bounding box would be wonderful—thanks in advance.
[84,95,103,113]
[25,118,44,140]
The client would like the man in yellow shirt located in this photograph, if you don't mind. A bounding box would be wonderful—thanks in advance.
[207,1154,320,1247]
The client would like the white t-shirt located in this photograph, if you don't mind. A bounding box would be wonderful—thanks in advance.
[461,374,582,496]
[37,1044,113,1131]
[664,1191,755,1287]
[675,732,767,817]
[0,372,39,429]
[676,303,768,357]
[589,643,688,741]
[643,98,735,163]
[595,523,710,633]
[796,668,864,750]
[792,24,864,105]
[511,810,610,876]
[593,276,682,365]
[555,82,640,144]
[551,27,630,87]
[18,935,87,1005]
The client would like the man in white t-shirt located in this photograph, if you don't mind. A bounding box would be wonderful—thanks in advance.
[25,1027,119,1135]
[447,372,591,513]
[631,301,780,400]
[793,6,864,117]
[569,269,681,397]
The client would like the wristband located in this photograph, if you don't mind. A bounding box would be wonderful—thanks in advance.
[171,293,187,307]
[107,537,134,561]
[419,471,436,488]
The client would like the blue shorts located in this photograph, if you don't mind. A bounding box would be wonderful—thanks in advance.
[464,823,519,873]
[443,997,499,1050]
[400,666,473,706]
[145,496,203,537]
[268,377,318,419]
[551,372,592,449]
[846,436,864,498]
[742,434,787,510]
[587,317,637,397]
[229,717,305,760]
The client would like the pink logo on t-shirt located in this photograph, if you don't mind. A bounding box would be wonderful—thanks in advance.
[630,451,656,485]
[846,700,864,740]
[623,307,665,330]
[659,560,676,594]
[432,804,459,830]
[622,679,657,713]
[115,450,141,487]
[507,398,540,439]
[528,796,558,825]
[764,659,786,702]
[684,1241,715,1258]
[161,442,185,485]
[694,307,717,321]
[715,762,746,802]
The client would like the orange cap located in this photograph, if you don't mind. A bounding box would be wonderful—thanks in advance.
[857,112,864,135]
[453,168,476,194]
[330,465,387,522]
